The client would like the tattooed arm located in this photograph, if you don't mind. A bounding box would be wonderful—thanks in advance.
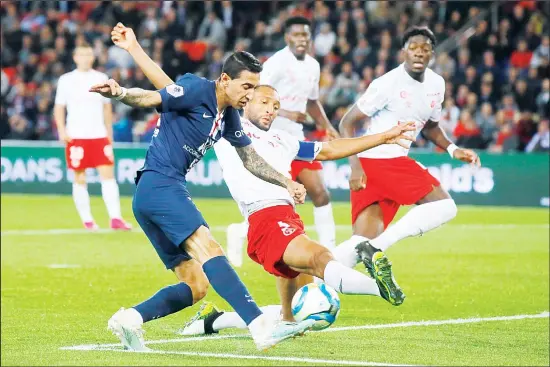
[89,79,161,108]
[236,144,306,204]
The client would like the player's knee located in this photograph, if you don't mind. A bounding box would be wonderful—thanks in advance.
[98,165,115,180]
[308,248,334,279]
[445,199,458,220]
[310,187,330,207]
[73,171,86,185]
[186,277,209,304]
[184,227,224,264]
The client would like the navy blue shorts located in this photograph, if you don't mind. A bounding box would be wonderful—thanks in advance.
[132,170,208,270]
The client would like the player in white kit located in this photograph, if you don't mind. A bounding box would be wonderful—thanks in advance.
[225,16,338,267]
[338,26,480,278]
[54,44,131,231]
[179,84,414,336]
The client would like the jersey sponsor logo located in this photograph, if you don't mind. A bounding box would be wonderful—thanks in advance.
[69,146,84,168]
[203,112,213,118]
[183,145,201,159]
[166,84,184,97]
[189,112,225,171]
[103,144,114,162]
[400,90,408,99]
[234,129,246,138]
[278,221,297,236]
[431,100,437,108]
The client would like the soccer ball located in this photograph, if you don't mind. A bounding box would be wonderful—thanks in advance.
[291,283,340,331]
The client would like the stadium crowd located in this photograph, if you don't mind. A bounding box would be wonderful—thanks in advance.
[1,0,549,153]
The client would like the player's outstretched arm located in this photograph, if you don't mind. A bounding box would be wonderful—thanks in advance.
[89,79,161,108]
[236,145,306,204]
[316,122,416,161]
[111,23,174,90]
[338,103,369,191]
[422,120,481,167]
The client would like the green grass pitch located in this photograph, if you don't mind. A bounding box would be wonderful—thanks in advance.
[1,194,549,366]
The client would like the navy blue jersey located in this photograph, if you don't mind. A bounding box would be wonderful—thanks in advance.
[139,73,251,182]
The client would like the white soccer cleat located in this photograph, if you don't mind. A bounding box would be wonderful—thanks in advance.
[226,222,247,267]
[177,319,206,336]
[253,318,316,351]
[107,307,149,351]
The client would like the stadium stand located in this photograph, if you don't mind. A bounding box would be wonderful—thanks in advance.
[1,0,548,152]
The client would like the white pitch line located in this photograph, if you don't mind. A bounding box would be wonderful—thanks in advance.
[78,347,411,366]
[2,224,549,237]
[60,311,549,366]
[48,264,81,269]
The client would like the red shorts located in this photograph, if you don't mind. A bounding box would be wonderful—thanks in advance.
[247,205,305,279]
[65,138,114,170]
[290,160,323,181]
[351,157,440,228]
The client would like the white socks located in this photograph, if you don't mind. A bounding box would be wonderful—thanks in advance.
[323,260,381,296]
[226,221,248,267]
[101,179,122,219]
[72,183,93,223]
[331,235,367,268]
[314,203,336,249]
[370,199,458,252]
[214,305,281,331]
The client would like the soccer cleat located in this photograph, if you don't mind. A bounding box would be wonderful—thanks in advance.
[83,221,99,231]
[177,301,224,336]
[356,241,405,306]
[110,218,132,231]
[107,307,149,351]
[254,319,316,351]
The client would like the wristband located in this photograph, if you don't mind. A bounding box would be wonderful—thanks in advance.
[115,87,128,101]
[447,143,458,158]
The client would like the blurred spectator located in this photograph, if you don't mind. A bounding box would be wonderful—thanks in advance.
[510,39,533,70]
[440,97,460,139]
[513,79,535,112]
[515,111,537,151]
[453,110,485,149]
[536,78,550,118]
[490,121,519,153]
[34,98,54,140]
[434,52,456,80]
[314,22,336,57]
[326,61,359,111]
[249,21,267,55]
[475,102,497,146]
[6,114,34,140]
[198,11,227,49]
[500,94,520,123]
[0,0,546,152]
[525,119,549,152]
[530,35,549,68]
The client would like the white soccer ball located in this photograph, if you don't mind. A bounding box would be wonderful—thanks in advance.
[291,283,341,331]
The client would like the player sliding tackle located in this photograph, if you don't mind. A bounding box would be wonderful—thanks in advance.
[108,23,414,336]
[90,30,317,352]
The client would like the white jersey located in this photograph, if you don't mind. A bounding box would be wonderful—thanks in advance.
[356,63,445,159]
[260,47,320,140]
[214,118,321,219]
[54,69,111,139]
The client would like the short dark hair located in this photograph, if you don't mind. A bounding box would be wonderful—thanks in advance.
[284,16,311,33]
[222,51,262,79]
[255,84,278,93]
[402,26,437,48]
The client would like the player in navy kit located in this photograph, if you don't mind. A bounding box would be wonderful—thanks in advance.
[89,51,314,351]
